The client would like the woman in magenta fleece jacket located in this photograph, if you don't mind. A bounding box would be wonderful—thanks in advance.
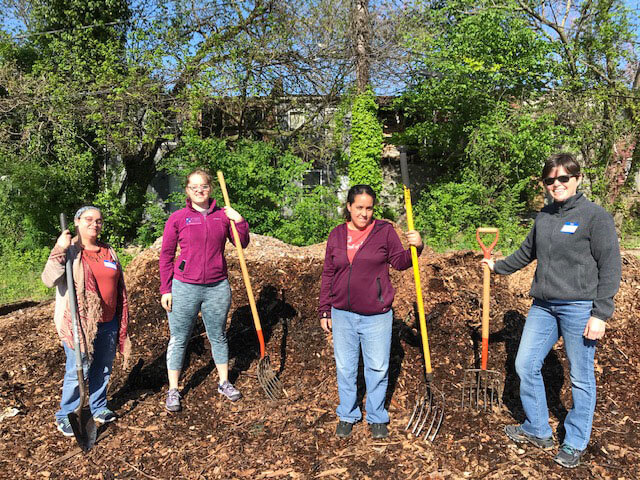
[318,184,424,439]
[159,169,249,412]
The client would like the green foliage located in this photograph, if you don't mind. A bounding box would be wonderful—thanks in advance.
[413,178,531,253]
[348,89,383,195]
[0,247,53,304]
[161,130,310,237]
[135,197,170,247]
[275,186,342,246]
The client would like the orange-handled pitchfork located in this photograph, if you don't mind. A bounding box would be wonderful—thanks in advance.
[217,171,284,400]
[461,227,504,410]
[476,228,499,372]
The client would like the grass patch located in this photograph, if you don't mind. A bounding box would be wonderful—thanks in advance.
[0,247,53,304]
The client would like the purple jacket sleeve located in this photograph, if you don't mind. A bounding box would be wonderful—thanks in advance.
[386,226,423,271]
[159,214,179,294]
[227,219,250,248]
[318,232,336,316]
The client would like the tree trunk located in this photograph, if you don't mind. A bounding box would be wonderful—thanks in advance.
[353,0,371,93]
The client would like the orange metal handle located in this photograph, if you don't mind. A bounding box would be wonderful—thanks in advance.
[217,170,265,359]
[476,227,498,370]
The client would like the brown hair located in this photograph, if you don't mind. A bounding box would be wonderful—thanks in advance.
[541,153,581,179]
[186,168,212,186]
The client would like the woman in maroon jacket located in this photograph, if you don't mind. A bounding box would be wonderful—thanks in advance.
[319,184,423,439]
[159,169,250,412]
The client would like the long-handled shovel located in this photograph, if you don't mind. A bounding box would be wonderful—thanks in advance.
[60,213,97,451]
[400,152,444,442]
[216,171,285,400]
[461,227,504,410]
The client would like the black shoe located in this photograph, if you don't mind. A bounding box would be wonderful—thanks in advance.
[554,444,584,468]
[336,421,353,438]
[369,423,388,439]
[504,424,554,450]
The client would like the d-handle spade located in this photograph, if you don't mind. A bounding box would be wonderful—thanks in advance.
[399,151,444,442]
[461,227,504,410]
[60,213,97,451]
[216,171,285,400]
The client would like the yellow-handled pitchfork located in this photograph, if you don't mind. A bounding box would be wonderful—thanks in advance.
[400,150,444,442]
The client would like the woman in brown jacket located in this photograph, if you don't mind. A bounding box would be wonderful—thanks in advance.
[41,206,130,437]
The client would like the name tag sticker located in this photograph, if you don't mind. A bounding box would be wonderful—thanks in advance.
[186,217,202,225]
[104,260,117,270]
[560,222,579,234]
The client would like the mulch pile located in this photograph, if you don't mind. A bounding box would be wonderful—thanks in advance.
[1,228,639,479]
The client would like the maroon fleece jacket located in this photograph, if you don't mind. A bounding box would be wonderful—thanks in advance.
[159,198,249,294]
[318,220,422,316]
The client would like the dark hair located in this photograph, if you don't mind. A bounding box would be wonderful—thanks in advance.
[344,184,376,221]
[186,168,212,187]
[541,153,581,179]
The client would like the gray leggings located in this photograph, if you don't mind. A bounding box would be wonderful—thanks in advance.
[166,278,231,371]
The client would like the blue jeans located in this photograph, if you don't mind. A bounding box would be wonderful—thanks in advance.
[331,307,392,424]
[56,316,119,420]
[515,299,596,450]
[166,278,231,371]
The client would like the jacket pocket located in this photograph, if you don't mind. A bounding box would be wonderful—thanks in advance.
[376,278,383,303]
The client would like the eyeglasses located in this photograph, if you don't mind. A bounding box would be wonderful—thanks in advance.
[187,184,211,192]
[542,175,577,186]
[80,217,103,226]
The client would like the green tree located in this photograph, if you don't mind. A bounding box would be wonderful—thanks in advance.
[348,89,383,194]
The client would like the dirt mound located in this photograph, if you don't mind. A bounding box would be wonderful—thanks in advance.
[1,234,639,479]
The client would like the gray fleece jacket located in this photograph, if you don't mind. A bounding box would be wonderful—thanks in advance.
[494,192,621,321]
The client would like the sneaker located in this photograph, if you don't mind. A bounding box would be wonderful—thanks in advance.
[554,444,584,468]
[217,380,242,402]
[55,418,74,437]
[336,420,353,438]
[165,388,181,412]
[504,424,554,450]
[93,408,116,424]
[369,423,389,439]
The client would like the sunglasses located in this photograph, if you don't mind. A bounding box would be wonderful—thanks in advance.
[542,175,577,186]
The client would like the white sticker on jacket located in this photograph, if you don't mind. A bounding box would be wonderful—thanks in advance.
[560,222,579,234]
[104,260,117,270]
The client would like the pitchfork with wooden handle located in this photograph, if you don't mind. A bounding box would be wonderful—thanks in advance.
[461,227,504,410]
[216,171,285,400]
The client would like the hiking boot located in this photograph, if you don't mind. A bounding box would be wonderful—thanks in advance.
[165,388,181,412]
[93,408,116,424]
[504,424,554,450]
[369,423,389,439]
[554,444,584,468]
[218,380,242,402]
[55,418,74,437]
[336,421,353,438]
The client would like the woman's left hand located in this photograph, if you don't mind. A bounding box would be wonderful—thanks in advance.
[583,316,606,340]
[223,206,244,223]
[406,230,423,249]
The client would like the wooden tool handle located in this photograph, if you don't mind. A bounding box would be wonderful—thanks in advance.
[476,227,499,370]
[216,171,265,359]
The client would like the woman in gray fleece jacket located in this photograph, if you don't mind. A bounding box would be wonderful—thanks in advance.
[483,153,621,469]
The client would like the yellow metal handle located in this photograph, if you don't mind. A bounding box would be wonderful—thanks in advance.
[403,184,432,377]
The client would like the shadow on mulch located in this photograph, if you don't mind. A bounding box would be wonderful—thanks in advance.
[109,284,298,415]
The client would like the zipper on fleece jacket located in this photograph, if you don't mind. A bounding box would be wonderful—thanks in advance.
[345,220,379,312]
[347,264,352,311]
[201,212,208,283]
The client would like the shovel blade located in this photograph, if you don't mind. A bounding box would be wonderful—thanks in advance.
[257,356,285,400]
[461,368,503,411]
[68,406,97,452]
